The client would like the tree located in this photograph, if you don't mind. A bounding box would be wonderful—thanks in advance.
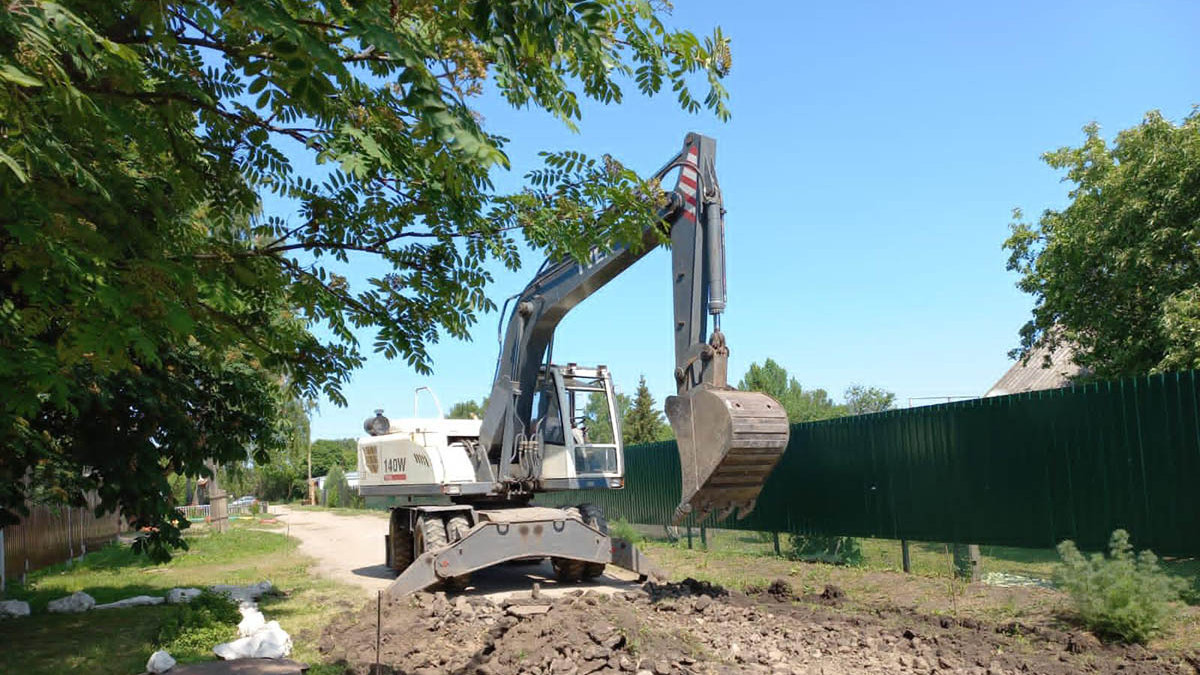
[0,1,731,557]
[624,375,668,445]
[309,438,357,477]
[583,391,631,444]
[738,359,845,422]
[1005,110,1200,378]
[843,385,896,415]
[448,398,487,420]
[324,465,346,508]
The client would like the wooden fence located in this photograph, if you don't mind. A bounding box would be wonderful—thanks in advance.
[1,493,125,591]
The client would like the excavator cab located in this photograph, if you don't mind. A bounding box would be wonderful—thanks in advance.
[531,363,625,490]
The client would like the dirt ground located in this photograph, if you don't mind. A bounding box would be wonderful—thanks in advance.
[277,508,1199,674]
[274,505,394,593]
[318,578,1200,675]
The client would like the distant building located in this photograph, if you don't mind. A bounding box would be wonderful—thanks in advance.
[985,341,1081,397]
[315,472,360,492]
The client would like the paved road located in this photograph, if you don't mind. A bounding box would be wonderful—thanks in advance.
[273,506,643,601]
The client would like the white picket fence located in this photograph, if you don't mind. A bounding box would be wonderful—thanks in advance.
[178,501,269,521]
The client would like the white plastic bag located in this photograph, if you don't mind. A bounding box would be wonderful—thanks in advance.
[237,606,266,637]
[254,621,293,658]
[213,621,292,659]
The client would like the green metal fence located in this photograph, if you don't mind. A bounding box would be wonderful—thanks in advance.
[537,370,1200,556]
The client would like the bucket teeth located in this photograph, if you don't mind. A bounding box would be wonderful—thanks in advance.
[666,388,790,526]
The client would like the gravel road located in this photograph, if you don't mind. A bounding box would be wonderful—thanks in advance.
[273,505,642,600]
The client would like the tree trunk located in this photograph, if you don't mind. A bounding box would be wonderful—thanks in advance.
[207,462,229,533]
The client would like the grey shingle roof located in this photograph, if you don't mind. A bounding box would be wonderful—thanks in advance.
[985,342,1081,397]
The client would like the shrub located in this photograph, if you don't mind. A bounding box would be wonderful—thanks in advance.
[157,591,240,655]
[610,517,642,544]
[1182,577,1200,606]
[1055,529,1185,643]
[788,534,863,566]
[325,465,345,507]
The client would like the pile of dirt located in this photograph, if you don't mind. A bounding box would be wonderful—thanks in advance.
[319,581,1198,675]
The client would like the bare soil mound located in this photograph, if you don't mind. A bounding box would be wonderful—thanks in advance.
[319,579,1197,675]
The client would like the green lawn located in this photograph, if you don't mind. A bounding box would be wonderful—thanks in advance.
[653,527,1200,584]
[0,524,364,675]
[289,503,389,518]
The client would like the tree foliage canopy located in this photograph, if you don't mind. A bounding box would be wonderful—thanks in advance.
[737,359,845,423]
[583,390,631,444]
[1005,110,1200,378]
[0,0,731,558]
[624,375,669,444]
[843,384,895,415]
[447,398,487,420]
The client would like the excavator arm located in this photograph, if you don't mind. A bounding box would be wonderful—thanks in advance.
[477,133,789,524]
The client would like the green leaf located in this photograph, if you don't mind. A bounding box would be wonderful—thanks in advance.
[0,64,43,87]
[0,150,27,182]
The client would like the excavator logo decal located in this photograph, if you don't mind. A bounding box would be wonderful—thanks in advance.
[383,456,407,481]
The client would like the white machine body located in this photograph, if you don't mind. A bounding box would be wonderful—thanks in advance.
[357,365,626,498]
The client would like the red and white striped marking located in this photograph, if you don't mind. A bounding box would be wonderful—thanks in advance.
[677,147,700,223]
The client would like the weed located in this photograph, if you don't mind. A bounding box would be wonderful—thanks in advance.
[157,590,241,659]
[788,534,864,566]
[610,517,643,544]
[1181,576,1200,606]
[1056,529,1186,643]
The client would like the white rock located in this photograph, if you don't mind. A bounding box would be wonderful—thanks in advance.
[0,599,31,619]
[237,606,266,637]
[213,621,291,660]
[47,591,95,613]
[146,650,176,673]
[166,588,203,604]
[95,595,166,610]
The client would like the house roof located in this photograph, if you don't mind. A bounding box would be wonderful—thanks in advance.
[985,342,1081,397]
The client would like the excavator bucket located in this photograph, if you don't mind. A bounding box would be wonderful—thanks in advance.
[665,388,790,525]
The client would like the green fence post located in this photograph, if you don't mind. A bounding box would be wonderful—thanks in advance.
[700,524,707,549]
[901,540,911,573]
[773,531,781,556]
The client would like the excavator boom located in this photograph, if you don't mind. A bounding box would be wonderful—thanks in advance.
[479,132,790,524]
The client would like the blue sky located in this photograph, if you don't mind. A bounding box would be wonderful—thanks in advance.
[304,0,1200,439]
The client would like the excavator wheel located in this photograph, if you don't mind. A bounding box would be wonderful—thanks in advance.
[415,515,470,592]
[443,513,473,591]
[577,503,608,580]
[446,513,471,542]
[388,509,414,574]
[551,508,587,582]
[551,556,586,582]
[414,515,448,553]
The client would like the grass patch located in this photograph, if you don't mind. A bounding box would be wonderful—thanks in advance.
[0,526,364,675]
[290,504,387,518]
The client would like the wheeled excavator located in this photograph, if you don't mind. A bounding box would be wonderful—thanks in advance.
[357,133,790,596]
